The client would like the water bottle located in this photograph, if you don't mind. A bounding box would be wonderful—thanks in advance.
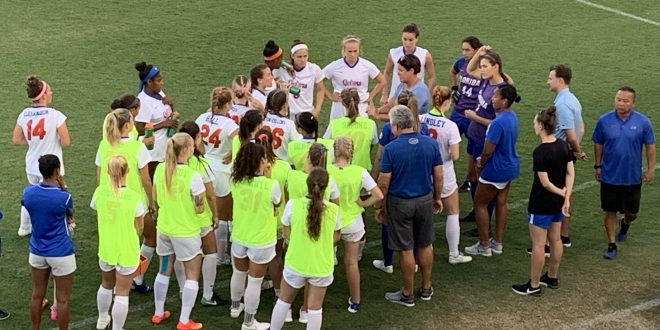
[280,61,293,71]
[166,112,180,137]
[144,123,155,150]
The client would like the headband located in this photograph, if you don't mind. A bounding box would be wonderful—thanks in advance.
[342,37,360,45]
[263,48,282,61]
[290,44,308,55]
[138,66,159,92]
[32,81,50,102]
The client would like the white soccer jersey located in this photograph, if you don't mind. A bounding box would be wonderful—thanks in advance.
[419,113,461,188]
[16,106,67,177]
[135,91,173,162]
[323,57,380,119]
[251,88,268,111]
[195,112,239,172]
[229,101,250,125]
[274,62,324,116]
[263,113,303,161]
[388,46,428,98]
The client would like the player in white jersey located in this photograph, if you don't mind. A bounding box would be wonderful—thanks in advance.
[323,35,386,120]
[272,40,326,117]
[263,90,303,162]
[419,87,472,265]
[13,75,70,237]
[194,87,239,265]
[249,64,274,114]
[381,23,436,104]
[229,75,252,125]
[134,61,179,176]
[263,40,290,95]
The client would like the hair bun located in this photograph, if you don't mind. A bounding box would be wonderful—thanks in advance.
[110,98,122,109]
[547,105,557,115]
[134,61,147,72]
[514,95,522,103]
[263,40,280,57]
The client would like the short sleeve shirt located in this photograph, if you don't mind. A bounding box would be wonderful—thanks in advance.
[528,139,571,214]
[22,184,75,257]
[481,111,520,183]
[16,106,67,176]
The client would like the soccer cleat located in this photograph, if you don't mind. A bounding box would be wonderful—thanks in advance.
[603,245,617,260]
[489,238,503,254]
[216,254,232,266]
[261,280,273,291]
[285,308,293,323]
[539,272,559,289]
[131,280,152,294]
[298,309,308,324]
[96,313,111,329]
[385,290,415,307]
[464,242,492,257]
[229,303,244,318]
[561,235,572,247]
[241,320,270,330]
[372,260,393,273]
[448,253,472,264]
[177,320,203,330]
[458,180,470,193]
[0,309,9,321]
[151,311,171,325]
[526,245,550,257]
[201,293,229,306]
[418,287,433,301]
[512,281,542,296]
[347,297,361,313]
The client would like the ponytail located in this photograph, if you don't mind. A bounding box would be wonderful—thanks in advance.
[107,155,129,197]
[104,108,132,146]
[255,128,276,163]
[333,136,353,164]
[232,142,267,183]
[165,133,193,193]
[307,143,328,169]
[340,88,360,123]
[306,168,329,241]
[397,91,420,132]
[239,110,264,143]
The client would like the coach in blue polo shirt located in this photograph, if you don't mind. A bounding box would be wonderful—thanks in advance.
[375,105,443,307]
[592,86,655,260]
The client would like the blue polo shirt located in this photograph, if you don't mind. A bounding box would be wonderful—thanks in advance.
[380,132,442,198]
[378,122,429,146]
[394,81,430,114]
[22,183,75,257]
[592,110,655,185]
[481,110,520,182]
[553,88,583,142]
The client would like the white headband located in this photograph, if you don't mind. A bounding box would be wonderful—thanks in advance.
[291,44,308,55]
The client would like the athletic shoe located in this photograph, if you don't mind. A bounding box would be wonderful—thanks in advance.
[261,279,273,291]
[241,320,270,330]
[216,254,232,266]
[603,245,617,260]
[464,242,492,257]
[347,297,361,313]
[17,227,31,237]
[459,210,475,222]
[489,238,503,254]
[0,309,9,320]
[201,293,229,306]
[616,218,629,242]
[539,272,558,289]
[385,290,415,307]
[151,311,171,325]
[511,281,542,296]
[458,180,470,193]
[418,287,433,301]
[414,264,419,273]
[561,235,572,247]
[526,245,550,257]
[229,303,244,318]
[96,314,111,329]
[131,281,152,294]
[285,308,293,323]
[177,320,203,330]
[298,309,308,324]
[448,253,472,264]
[372,260,393,274]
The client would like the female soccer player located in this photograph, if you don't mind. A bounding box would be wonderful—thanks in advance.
[229,75,252,125]
[22,155,75,330]
[288,112,334,170]
[420,87,472,264]
[250,64,274,113]
[151,133,205,330]
[324,88,378,171]
[229,142,281,330]
[287,143,340,202]
[381,23,436,105]
[134,61,179,177]
[263,89,303,162]
[110,94,155,147]
[92,155,146,330]
[13,75,70,237]
[328,137,383,313]
[512,106,574,296]
[270,168,341,330]
[323,35,387,120]
[195,87,240,266]
[465,85,521,257]
[273,40,326,117]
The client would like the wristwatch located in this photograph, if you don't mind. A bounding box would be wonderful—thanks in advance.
[594,164,602,169]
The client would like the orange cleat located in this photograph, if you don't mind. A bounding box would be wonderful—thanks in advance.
[177,320,203,330]
[151,311,171,325]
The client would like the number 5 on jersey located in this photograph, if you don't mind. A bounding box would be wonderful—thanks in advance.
[200,124,222,148]
[26,118,46,140]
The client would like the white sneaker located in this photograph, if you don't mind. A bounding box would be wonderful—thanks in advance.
[489,238,503,254]
[372,260,393,274]
[216,254,231,265]
[298,309,308,324]
[230,303,244,318]
[285,308,293,322]
[18,227,32,237]
[96,314,111,329]
[241,319,270,330]
[261,280,273,291]
[465,242,492,257]
[448,253,473,264]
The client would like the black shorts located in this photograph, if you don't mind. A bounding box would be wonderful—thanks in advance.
[387,193,435,251]
[600,182,642,214]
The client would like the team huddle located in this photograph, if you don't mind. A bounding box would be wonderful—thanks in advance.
[12,23,656,330]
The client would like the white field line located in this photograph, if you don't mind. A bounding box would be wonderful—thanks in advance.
[576,0,660,27]
[562,297,660,329]
[62,163,659,329]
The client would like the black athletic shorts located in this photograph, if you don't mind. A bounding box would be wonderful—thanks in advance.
[600,182,642,214]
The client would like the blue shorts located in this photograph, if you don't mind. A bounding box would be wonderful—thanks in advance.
[466,137,484,159]
[449,110,470,137]
[527,212,564,229]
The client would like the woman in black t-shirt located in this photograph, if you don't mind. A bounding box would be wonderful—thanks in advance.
[512,106,574,296]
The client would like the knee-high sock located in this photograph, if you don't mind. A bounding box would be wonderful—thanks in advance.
[230,267,247,304]
[153,273,170,316]
[381,224,393,266]
[179,280,198,323]
[96,286,113,318]
[243,275,264,324]
[270,299,291,330]
[202,253,218,300]
[111,295,128,330]
[216,221,229,258]
[134,245,155,285]
[173,260,186,293]
[446,214,460,256]
[307,308,322,330]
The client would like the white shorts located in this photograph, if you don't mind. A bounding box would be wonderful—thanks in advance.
[479,177,509,190]
[283,265,333,289]
[200,226,214,238]
[26,174,42,185]
[98,259,138,276]
[442,165,458,198]
[212,169,231,197]
[341,216,365,242]
[231,242,276,264]
[156,231,202,261]
[29,253,76,277]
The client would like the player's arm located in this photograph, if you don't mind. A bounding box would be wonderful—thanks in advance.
[372,145,383,177]
[477,141,496,168]
[425,51,436,92]
[193,192,205,214]
[135,214,145,236]
[467,46,490,78]
[449,143,460,161]
[223,128,239,164]
[537,172,565,197]
[565,128,586,160]
[204,181,218,226]
[432,164,444,214]
[57,122,71,146]
[464,111,492,126]
[643,143,656,183]
[139,166,155,210]
[375,97,396,121]
[12,124,27,144]
[313,80,326,117]
[449,66,459,87]
[380,55,394,104]
[594,143,603,181]
[368,73,387,105]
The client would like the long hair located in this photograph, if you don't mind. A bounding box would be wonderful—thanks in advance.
[340,88,360,123]
[265,89,288,117]
[211,87,233,114]
[255,128,276,164]
[239,109,264,143]
[307,143,328,169]
[107,155,129,197]
[179,121,208,165]
[306,168,329,241]
[294,112,319,139]
[164,133,193,193]
[480,51,510,84]
[232,142,266,183]
[333,136,353,164]
[104,108,132,147]
[397,91,420,131]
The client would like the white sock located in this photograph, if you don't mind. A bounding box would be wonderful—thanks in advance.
[202,253,218,300]
[180,280,198,324]
[446,214,460,257]
[111,295,128,330]
[154,273,170,316]
[96,286,113,318]
[216,221,229,257]
[20,205,32,232]
[270,299,291,330]
[173,260,186,294]
[134,245,155,285]
[230,267,248,302]
[244,275,264,315]
[307,308,322,330]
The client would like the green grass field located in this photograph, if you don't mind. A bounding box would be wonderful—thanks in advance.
[1,0,659,328]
